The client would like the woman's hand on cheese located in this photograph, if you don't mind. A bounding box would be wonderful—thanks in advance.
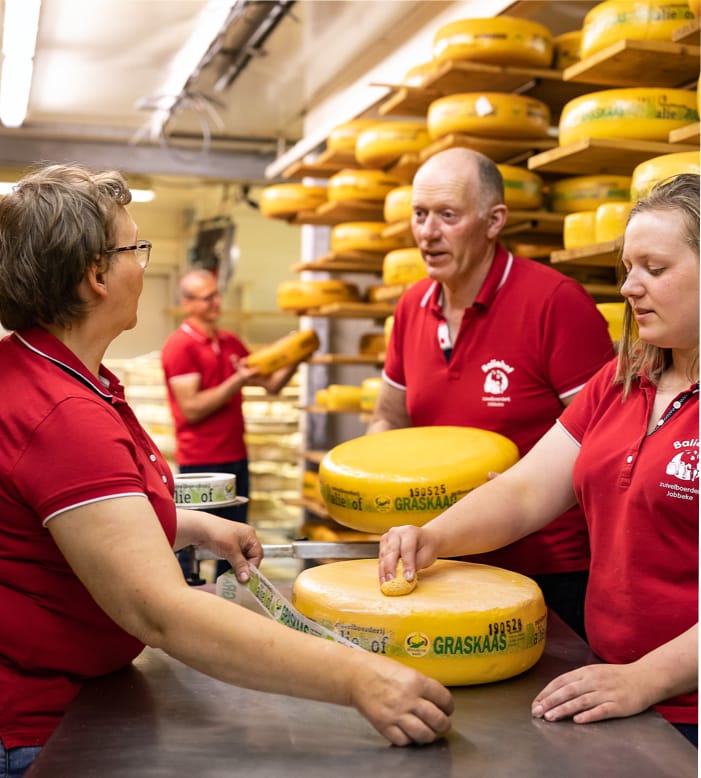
[531,663,655,724]
[379,525,438,586]
[352,654,454,745]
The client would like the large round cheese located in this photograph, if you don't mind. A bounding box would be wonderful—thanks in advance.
[330,221,410,254]
[595,201,633,243]
[360,376,383,412]
[549,175,632,213]
[630,151,701,201]
[319,426,519,533]
[326,384,363,412]
[563,210,597,248]
[259,183,327,218]
[383,247,427,285]
[384,185,413,224]
[427,92,551,141]
[327,119,379,155]
[596,302,626,342]
[292,559,547,685]
[277,280,360,312]
[246,329,319,375]
[498,164,544,210]
[559,88,698,146]
[581,1,695,59]
[553,30,582,70]
[173,473,236,508]
[432,16,553,68]
[355,121,431,168]
[328,169,403,203]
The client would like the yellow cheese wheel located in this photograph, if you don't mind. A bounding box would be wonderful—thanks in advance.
[549,175,632,213]
[327,119,379,155]
[581,1,695,59]
[630,151,701,201]
[246,329,320,375]
[498,164,544,210]
[552,30,582,70]
[319,426,519,533]
[355,121,431,168]
[384,185,413,224]
[314,388,329,408]
[690,0,700,17]
[302,470,324,505]
[427,92,551,141]
[330,221,410,254]
[326,384,363,412]
[277,280,360,312]
[328,169,403,203]
[358,332,386,356]
[384,315,394,348]
[292,559,547,686]
[382,247,427,286]
[402,61,437,87]
[597,302,626,342]
[432,16,553,68]
[559,88,698,146]
[360,376,383,412]
[259,184,327,218]
[595,201,634,243]
[563,211,597,249]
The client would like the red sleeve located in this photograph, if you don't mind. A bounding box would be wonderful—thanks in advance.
[558,358,619,443]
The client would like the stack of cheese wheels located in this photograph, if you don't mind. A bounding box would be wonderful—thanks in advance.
[548,175,631,213]
[173,473,236,509]
[552,30,582,70]
[326,384,363,412]
[384,185,413,224]
[427,92,551,141]
[277,279,360,312]
[432,16,553,68]
[330,222,411,254]
[292,559,547,686]
[328,169,402,203]
[358,332,385,356]
[580,0,695,59]
[355,121,431,168]
[360,376,383,412]
[319,426,519,533]
[246,329,320,375]
[498,164,544,210]
[630,151,701,201]
[559,88,698,146]
[595,201,633,243]
[259,183,327,219]
[383,247,427,286]
[597,302,627,343]
[327,118,378,155]
[563,211,597,248]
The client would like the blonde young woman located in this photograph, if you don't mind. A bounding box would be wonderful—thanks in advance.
[0,164,452,778]
[379,173,699,746]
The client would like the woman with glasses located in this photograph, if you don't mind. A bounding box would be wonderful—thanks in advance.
[0,163,453,776]
[379,173,699,746]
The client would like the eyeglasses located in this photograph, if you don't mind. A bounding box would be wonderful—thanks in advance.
[105,240,152,269]
[185,290,221,304]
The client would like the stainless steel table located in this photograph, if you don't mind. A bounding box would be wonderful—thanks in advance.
[25,586,697,777]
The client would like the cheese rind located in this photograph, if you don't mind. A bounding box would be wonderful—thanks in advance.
[630,151,701,202]
[319,426,519,533]
[246,329,319,375]
[277,280,360,312]
[355,121,430,168]
[293,559,547,685]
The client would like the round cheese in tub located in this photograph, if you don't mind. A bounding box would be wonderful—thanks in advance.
[174,472,237,508]
[292,558,547,685]
[319,425,519,533]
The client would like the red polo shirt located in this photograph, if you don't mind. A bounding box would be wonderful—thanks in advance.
[161,321,249,466]
[384,245,615,574]
[560,359,698,724]
[0,328,177,747]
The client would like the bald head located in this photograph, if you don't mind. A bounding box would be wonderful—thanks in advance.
[413,148,504,212]
[178,269,218,301]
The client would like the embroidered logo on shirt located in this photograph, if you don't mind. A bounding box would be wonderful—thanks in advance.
[481,359,514,408]
[659,438,699,502]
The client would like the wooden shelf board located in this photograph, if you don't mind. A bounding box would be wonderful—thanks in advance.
[282,159,344,180]
[669,122,701,145]
[563,38,700,87]
[382,221,412,239]
[583,283,623,300]
[309,353,384,366]
[313,199,385,224]
[291,259,383,274]
[528,137,698,175]
[298,450,327,465]
[673,18,700,45]
[422,133,557,165]
[377,84,441,117]
[305,301,395,319]
[503,210,564,237]
[385,151,421,182]
[284,497,330,520]
[551,238,622,267]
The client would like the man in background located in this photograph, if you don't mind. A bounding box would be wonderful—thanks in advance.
[368,148,615,639]
[161,269,299,581]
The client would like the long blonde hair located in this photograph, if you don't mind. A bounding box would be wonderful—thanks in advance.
[615,173,700,396]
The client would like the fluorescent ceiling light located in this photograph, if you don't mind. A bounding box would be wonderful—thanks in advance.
[0,0,41,128]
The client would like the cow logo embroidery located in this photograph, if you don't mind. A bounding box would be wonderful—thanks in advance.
[666,447,699,482]
[481,359,514,396]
